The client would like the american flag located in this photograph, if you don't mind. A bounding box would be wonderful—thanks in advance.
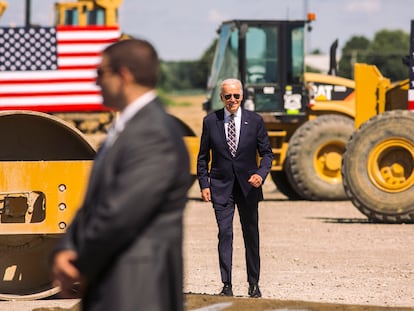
[0,25,120,112]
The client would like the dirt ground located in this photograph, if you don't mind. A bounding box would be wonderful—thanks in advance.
[3,94,413,311]
[182,182,414,310]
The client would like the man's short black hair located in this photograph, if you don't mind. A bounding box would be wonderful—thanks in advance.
[103,39,160,88]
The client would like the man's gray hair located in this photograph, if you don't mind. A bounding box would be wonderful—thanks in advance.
[220,78,243,94]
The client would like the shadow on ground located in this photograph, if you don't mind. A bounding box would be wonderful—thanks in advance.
[32,294,414,311]
[184,294,414,311]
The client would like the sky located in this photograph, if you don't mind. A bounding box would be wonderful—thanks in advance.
[0,0,413,61]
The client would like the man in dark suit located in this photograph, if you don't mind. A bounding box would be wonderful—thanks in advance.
[197,78,273,298]
[51,39,191,311]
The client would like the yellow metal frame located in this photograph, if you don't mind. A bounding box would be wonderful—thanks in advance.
[0,160,92,234]
[354,63,391,129]
[184,136,199,176]
[55,0,122,26]
[305,72,356,119]
[0,1,7,18]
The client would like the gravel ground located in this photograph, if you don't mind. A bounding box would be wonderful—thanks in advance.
[183,180,414,308]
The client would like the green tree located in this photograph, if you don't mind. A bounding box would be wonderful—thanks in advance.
[194,39,217,88]
[338,29,410,81]
[158,39,217,92]
[365,29,410,81]
[338,36,370,79]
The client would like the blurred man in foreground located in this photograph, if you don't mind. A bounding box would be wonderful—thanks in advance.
[52,39,191,311]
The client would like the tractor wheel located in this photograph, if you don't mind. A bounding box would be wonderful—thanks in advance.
[342,110,414,223]
[286,114,354,200]
[270,164,303,200]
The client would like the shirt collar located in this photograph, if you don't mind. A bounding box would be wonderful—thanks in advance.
[114,90,157,132]
[224,107,241,119]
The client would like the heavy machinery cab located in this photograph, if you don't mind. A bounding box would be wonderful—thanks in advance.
[204,19,311,119]
[54,0,121,27]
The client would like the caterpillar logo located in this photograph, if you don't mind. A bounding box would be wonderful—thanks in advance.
[312,84,352,101]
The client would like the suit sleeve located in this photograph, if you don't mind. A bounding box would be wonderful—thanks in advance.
[255,116,273,180]
[196,117,211,190]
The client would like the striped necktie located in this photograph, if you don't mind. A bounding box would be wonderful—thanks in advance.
[227,114,237,157]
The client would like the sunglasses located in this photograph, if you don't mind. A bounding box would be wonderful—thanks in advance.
[223,93,241,100]
[96,66,113,78]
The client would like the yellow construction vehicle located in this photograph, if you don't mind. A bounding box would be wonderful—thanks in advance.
[203,18,356,200]
[0,111,95,300]
[0,0,120,300]
[0,1,6,18]
[341,20,414,223]
[55,0,121,27]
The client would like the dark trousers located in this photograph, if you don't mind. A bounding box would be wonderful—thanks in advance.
[213,181,260,285]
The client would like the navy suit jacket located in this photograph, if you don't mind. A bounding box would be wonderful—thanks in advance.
[197,108,273,205]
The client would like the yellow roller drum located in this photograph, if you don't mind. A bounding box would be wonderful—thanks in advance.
[0,111,95,300]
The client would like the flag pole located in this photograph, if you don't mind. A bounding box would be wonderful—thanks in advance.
[25,0,31,26]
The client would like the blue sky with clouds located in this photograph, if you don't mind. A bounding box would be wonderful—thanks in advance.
[1,0,413,61]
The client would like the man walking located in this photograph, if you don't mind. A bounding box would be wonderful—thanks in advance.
[197,78,273,298]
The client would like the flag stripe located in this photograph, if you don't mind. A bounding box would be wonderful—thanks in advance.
[0,104,109,113]
[2,84,100,94]
[59,52,101,57]
[0,69,96,81]
[57,43,113,54]
[2,94,102,106]
[409,89,414,110]
[0,25,120,112]
[0,78,95,85]
[58,55,101,67]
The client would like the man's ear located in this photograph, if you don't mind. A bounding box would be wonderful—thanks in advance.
[118,67,134,83]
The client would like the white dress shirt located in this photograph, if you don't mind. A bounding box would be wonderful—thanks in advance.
[105,90,157,147]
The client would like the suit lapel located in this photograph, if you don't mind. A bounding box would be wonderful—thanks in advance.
[238,109,249,154]
[214,109,228,149]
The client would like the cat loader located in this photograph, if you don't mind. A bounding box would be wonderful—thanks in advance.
[204,18,356,200]
[341,20,414,223]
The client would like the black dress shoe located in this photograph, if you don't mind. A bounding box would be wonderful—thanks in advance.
[219,283,233,296]
[248,283,261,298]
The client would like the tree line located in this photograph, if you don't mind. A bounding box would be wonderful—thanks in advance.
[158,28,411,91]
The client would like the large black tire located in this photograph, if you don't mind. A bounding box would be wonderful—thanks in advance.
[285,114,354,200]
[270,169,303,200]
[342,110,414,223]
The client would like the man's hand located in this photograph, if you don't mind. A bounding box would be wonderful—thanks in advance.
[52,250,87,298]
[248,174,263,188]
[201,188,211,202]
